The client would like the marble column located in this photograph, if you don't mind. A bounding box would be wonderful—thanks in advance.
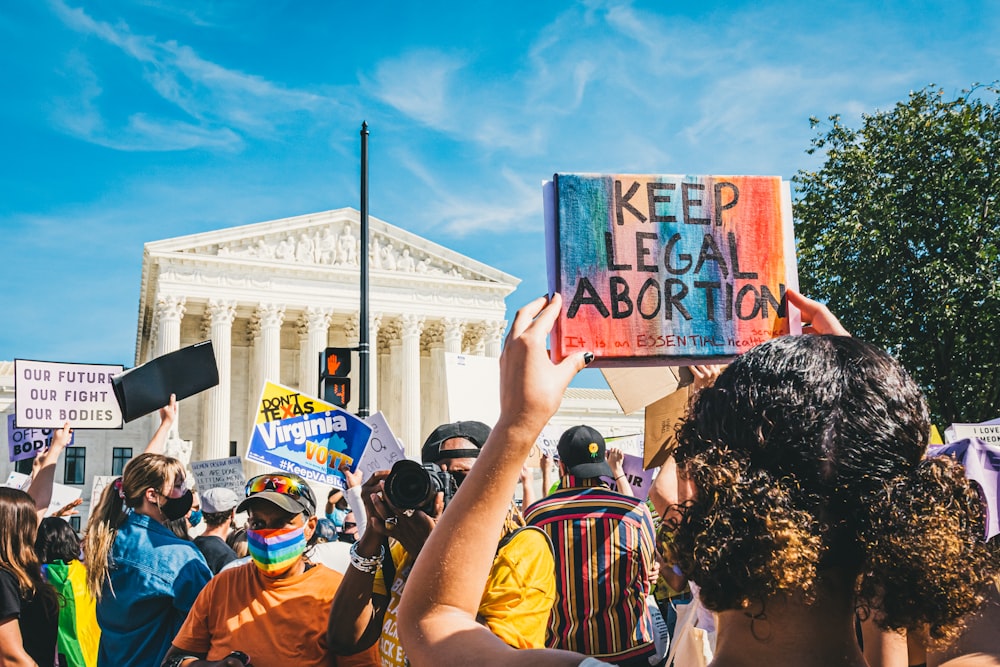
[422,322,446,438]
[483,320,506,358]
[201,300,237,461]
[150,295,186,441]
[297,307,333,396]
[442,317,464,355]
[246,303,285,478]
[399,314,425,460]
[369,314,382,415]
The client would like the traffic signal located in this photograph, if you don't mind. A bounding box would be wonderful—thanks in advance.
[321,347,352,408]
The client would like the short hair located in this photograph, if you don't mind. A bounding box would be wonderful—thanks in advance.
[202,510,233,528]
[35,517,81,563]
[669,335,998,642]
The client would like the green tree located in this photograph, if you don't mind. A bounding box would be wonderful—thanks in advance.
[794,85,1000,427]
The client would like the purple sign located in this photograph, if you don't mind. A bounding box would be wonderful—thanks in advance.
[928,437,1000,540]
[7,414,74,462]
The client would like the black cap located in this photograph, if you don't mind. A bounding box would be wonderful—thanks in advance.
[236,474,317,516]
[421,421,492,463]
[557,425,613,480]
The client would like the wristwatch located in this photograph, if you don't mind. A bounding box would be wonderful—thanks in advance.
[163,656,200,667]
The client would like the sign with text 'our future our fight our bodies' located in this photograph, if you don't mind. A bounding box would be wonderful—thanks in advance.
[545,174,800,366]
[246,381,372,488]
[15,360,124,428]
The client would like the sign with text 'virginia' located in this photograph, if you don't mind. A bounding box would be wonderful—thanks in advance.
[246,381,372,488]
[545,174,800,366]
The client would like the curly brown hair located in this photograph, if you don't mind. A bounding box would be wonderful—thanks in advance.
[665,335,998,643]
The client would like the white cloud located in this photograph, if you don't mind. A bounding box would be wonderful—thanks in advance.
[47,0,342,151]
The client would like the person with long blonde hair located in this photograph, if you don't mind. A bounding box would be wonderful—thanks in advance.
[84,451,211,667]
[0,487,60,667]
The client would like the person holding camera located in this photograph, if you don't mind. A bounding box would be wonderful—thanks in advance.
[327,421,556,667]
[161,473,379,667]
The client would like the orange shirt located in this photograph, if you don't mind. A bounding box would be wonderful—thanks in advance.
[173,561,377,667]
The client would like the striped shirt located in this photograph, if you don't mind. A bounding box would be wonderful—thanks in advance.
[524,477,657,661]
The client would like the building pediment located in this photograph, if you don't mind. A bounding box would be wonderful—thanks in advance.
[144,208,517,286]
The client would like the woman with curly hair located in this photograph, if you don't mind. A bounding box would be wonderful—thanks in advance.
[398,290,999,667]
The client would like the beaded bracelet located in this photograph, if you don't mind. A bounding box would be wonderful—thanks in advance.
[349,542,385,574]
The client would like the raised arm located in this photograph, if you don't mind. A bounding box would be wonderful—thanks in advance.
[144,393,177,454]
[397,294,592,667]
[27,422,72,523]
[607,447,633,497]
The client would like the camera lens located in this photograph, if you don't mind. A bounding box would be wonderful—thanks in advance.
[384,460,434,511]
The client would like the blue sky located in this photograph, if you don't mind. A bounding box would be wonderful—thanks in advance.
[1,0,997,389]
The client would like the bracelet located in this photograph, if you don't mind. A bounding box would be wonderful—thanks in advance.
[349,542,384,574]
[163,656,201,667]
[615,475,626,481]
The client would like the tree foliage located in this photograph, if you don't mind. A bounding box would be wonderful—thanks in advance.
[794,85,1000,426]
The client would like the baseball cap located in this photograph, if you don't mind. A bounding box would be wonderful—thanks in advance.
[557,425,614,480]
[421,421,492,464]
[237,473,317,516]
[201,487,240,514]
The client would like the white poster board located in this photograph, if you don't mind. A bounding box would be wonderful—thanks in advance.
[4,472,83,517]
[190,457,246,496]
[444,353,500,425]
[14,360,124,428]
[356,412,408,481]
[90,475,118,509]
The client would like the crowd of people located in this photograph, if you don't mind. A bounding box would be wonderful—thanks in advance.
[2,289,999,667]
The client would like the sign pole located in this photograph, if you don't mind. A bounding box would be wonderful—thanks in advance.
[358,122,371,418]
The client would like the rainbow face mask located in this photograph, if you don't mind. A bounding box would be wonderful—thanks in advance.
[247,523,306,577]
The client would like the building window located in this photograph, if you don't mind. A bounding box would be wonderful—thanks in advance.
[69,516,81,534]
[112,447,133,476]
[229,441,238,457]
[14,458,33,475]
[63,447,85,485]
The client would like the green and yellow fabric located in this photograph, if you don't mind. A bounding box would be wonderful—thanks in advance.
[42,560,100,667]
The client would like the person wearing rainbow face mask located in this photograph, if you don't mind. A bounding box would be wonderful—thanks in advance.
[161,473,379,667]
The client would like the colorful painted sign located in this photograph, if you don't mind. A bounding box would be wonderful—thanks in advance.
[246,381,372,488]
[14,360,124,428]
[7,414,75,462]
[544,174,800,365]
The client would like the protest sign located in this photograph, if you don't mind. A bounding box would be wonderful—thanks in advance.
[3,472,82,517]
[355,412,407,482]
[14,360,123,429]
[525,426,561,470]
[602,366,692,415]
[445,353,500,426]
[621,452,656,501]
[7,414,75,462]
[945,421,1000,445]
[190,457,246,496]
[544,174,800,366]
[606,433,644,458]
[928,438,1000,540]
[90,475,118,509]
[246,381,372,488]
[643,387,690,469]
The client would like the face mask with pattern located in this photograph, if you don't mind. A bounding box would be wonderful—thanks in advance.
[247,523,306,577]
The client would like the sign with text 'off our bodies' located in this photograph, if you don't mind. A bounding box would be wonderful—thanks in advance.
[7,414,75,462]
[246,381,372,488]
[545,174,800,366]
[15,360,124,428]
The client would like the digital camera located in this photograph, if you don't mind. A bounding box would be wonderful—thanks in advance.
[384,459,459,515]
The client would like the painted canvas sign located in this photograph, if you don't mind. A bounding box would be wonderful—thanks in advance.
[544,173,799,365]
[246,381,372,488]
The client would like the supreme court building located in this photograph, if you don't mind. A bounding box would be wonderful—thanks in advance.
[1,208,643,526]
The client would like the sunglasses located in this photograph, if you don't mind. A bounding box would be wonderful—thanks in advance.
[244,474,310,500]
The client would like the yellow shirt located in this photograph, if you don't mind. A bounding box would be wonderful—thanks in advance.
[373,527,555,667]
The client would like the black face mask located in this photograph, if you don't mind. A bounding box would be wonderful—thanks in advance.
[158,489,194,522]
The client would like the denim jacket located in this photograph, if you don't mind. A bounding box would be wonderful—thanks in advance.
[96,512,212,667]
